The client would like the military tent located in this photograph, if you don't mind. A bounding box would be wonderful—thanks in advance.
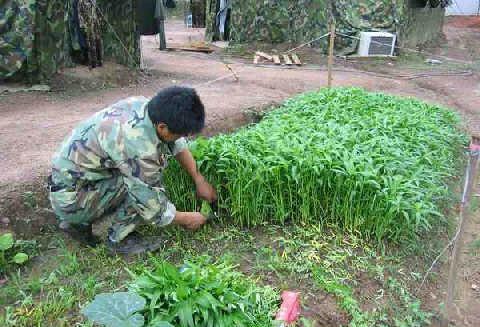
[0,0,140,83]
[205,0,450,52]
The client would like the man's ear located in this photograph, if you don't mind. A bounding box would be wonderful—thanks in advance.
[156,122,167,133]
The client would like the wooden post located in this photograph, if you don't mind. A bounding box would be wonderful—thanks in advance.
[140,37,145,70]
[442,136,480,327]
[158,23,166,50]
[327,22,336,88]
[157,0,167,50]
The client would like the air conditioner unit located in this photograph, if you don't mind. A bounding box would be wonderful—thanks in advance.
[357,32,396,57]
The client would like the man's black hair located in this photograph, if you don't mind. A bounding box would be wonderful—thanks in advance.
[147,86,205,135]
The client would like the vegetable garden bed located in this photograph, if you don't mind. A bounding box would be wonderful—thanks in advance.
[165,88,467,242]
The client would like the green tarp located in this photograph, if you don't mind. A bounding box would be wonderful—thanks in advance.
[0,0,37,80]
[0,0,139,82]
[206,0,445,51]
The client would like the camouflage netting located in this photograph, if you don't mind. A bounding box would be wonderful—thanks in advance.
[0,0,139,83]
[206,0,446,52]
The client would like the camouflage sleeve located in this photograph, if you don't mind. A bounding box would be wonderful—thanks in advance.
[172,137,188,156]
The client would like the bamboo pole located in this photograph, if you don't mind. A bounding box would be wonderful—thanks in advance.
[327,22,335,88]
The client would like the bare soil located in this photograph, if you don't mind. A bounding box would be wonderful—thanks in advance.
[1,16,480,326]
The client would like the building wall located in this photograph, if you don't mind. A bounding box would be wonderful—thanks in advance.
[446,0,480,15]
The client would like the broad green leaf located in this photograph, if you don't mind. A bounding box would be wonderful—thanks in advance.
[0,233,14,251]
[81,292,146,327]
[12,252,28,264]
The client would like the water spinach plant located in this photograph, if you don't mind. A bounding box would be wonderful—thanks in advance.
[165,88,467,242]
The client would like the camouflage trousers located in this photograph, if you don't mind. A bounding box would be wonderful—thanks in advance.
[49,176,175,242]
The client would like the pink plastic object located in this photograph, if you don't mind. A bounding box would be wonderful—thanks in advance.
[470,143,480,152]
[275,291,301,325]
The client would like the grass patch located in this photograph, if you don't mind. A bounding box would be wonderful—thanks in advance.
[165,87,467,242]
[0,223,439,327]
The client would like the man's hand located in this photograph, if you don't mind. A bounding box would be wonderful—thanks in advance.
[175,150,217,202]
[194,175,217,203]
[173,211,207,230]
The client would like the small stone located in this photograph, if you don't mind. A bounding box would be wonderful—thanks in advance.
[472,284,479,291]
[430,293,437,300]
[0,217,10,225]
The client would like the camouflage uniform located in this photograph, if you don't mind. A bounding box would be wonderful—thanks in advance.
[49,97,188,242]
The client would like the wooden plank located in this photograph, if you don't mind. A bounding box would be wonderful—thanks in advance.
[253,55,260,65]
[283,54,293,65]
[256,51,273,61]
[166,45,214,53]
[291,53,302,66]
[272,55,281,65]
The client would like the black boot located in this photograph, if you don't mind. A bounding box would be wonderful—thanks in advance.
[106,231,164,256]
[59,221,101,247]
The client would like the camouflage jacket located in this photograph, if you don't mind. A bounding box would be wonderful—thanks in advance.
[51,96,188,223]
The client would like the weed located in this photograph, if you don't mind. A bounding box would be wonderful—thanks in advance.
[22,191,37,209]
[469,238,480,257]
[1,222,439,326]
[0,233,33,276]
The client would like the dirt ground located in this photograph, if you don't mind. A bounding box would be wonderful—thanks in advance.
[1,16,480,326]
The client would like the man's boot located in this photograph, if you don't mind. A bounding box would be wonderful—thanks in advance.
[106,230,164,256]
[59,221,101,247]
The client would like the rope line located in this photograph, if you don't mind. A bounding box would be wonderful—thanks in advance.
[285,32,331,53]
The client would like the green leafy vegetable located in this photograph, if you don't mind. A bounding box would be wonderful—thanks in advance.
[129,257,278,327]
[165,88,467,242]
[81,292,146,327]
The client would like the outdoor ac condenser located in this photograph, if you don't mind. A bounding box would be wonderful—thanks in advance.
[357,32,397,57]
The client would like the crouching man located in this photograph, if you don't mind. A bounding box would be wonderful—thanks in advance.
[48,87,217,254]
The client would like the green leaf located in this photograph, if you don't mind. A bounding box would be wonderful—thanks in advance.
[177,301,194,327]
[148,320,174,327]
[82,292,146,327]
[12,252,29,264]
[0,233,14,251]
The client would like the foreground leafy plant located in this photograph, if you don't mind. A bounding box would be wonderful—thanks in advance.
[81,257,278,327]
[0,233,30,276]
[165,88,467,242]
[82,292,146,327]
[129,257,278,327]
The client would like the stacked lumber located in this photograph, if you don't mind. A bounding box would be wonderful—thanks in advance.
[253,51,303,66]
